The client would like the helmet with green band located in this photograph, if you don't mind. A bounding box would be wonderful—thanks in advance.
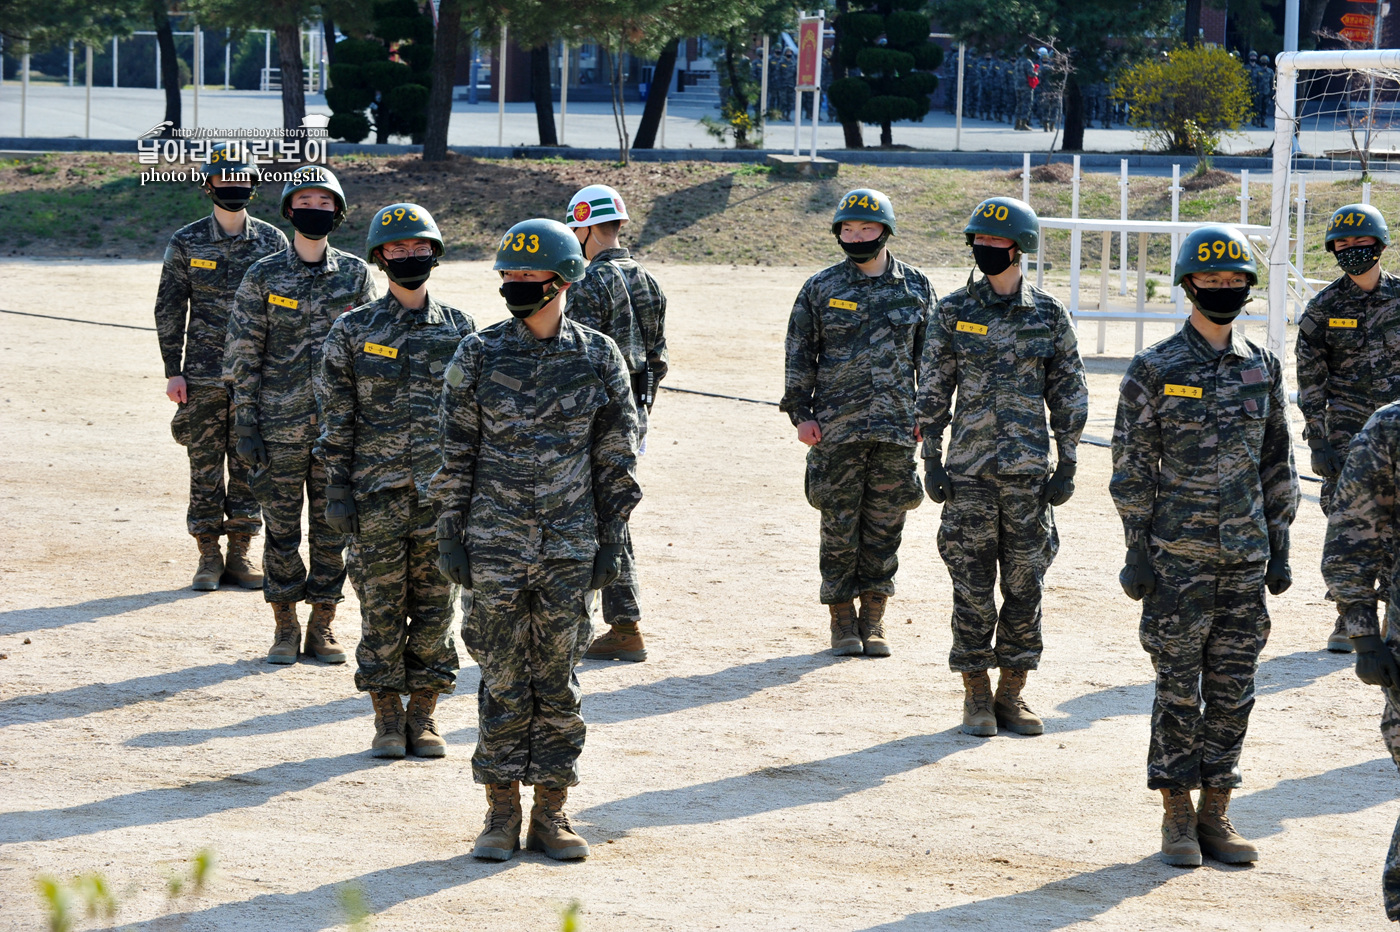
[831,188,897,236]
[200,141,261,183]
[366,203,444,259]
[1173,224,1257,286]
[964,196,1039,253]
[281,165,347,227]
[493,218,586,283]
[1325,203,1389,252]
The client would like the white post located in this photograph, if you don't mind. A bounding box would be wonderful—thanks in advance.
[1021,152,1030,278]
[193,25,200,130]
[497,27,507,147]
[1069,155,1082,317]
[1285,0,1299,51]
[810,90,819,160]
[85,44,92,138]
[760,35,770,143]
[955,43,964,150]
[21,51,29,137]
[264,31,271,91]
[113,37,119,88]
[1268,54,1298,364]
[560,41,569,144]
[1238,168,1251,224]
[156,39,161,90]
[1295,176,1308,320]
[1171,164,1184,318]
[225,35,230,90]
[793,91,802,156]
[1119,159,1130,294]
[69,40,75,87]
[1364,180,1373,205]
[1071,154,1081,217]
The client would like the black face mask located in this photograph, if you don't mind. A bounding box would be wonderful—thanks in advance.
[972,243,1016,276]
[837,230,889,263]
[208,185,253,211]
[1191,284,1251,324]
[500,280,561,318]
[382,255,435,289]
[1336,243,1383,276]
[290,207,337,239]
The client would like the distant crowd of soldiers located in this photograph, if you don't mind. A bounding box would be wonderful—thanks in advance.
[1245,49,1276,127]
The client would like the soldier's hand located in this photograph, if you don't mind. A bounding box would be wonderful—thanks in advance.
[1309,437,1342,479]
[1265,551,1292,595]
[1119,547,1156,600]
[923,457,953,503]
[1352,634,1400,689]
[436,538,471,587]
[1042,460,1077,507]
[234,423,269,469]
[590,542,625,590]
[165,375,187,403]
[325,485,359,536]
[797,420,822,446]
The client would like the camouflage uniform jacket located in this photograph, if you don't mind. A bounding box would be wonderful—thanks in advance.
[314,293,475,501]
[1296,271,1400,443]
[224,244,378,444]
[565,246,668,375]
[1111,322,1298,562]
[780,255,935,447]
[155,213,288,385]
[916,274,1087,474]
[431,316,641,563]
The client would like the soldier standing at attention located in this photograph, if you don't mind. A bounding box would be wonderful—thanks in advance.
[314,204,475,759]
[918,197,1085,737]
[1112,225,1298,868]
[781,189,934,659]
[1297,204,1400,653]
[1013,48,1037,131]
[563,184,668,663]
[224,166,377,664]
[433,219,640,862]
[156,143,285,591]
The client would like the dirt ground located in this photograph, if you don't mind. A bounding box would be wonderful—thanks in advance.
[1,258,1396,931]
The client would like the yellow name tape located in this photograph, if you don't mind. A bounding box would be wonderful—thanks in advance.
[1164,384,1203,399]
[956,321,988,335]
[828,299,858,311]
[1329,318,1358,329]
[268,294,299,309]
[363,342,399,359]
[189,258,217,270]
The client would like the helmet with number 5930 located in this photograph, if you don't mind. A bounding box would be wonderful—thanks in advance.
[1173,224,1257,286]
[493,218,586,282]
[1324,203,1389,252]
[366,203,444,258]
[964,196,1038,253]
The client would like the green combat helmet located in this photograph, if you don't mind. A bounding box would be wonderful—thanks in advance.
[1324,203,1389,252]
[281,164,347,230]
[1172,224,1257,286]
[494,218,586,318]
[366,202,444,259]
[964,196,1039,253]
[831,188,897,235]
[200,141,260,210]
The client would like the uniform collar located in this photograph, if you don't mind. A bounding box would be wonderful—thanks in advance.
[1181,318,1251,361]
[207,212,252,242]
[510,313,582,354]
[969,270,1033,311]
[386,291,444,325]
[284,243,341,275]
[841,253,905,285]
[590,246,631,264]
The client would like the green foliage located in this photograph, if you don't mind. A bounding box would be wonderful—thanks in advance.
[832,0,941,145]
[560,899,583,932]
[338,884,375,932]
[326,0,433,143]
[1114,44,1251,155]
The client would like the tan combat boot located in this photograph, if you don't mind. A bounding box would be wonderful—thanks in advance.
[472,782,522,861]
[526,786,590,860]
[961,671,997,736]
[585,622,647,662]
[369,691,406,759]
[406,690,447,758]
[1160,788,1203,867]
[994,668,1044,736]
[304,602,347,664]
[222,531,264,589]
[191,534,223,591]
[267,602,300,665]
[1326,615,1354,653]
[829,601,862,656]
[858,592,891,658]
[1196,787,1259,863]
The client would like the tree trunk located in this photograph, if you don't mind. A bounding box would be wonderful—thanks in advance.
[423,0,462,161]
[530,45,558,146]
[322,17,336,67]
[151,0,180,132]
[1184,0,1201,45]
[275,21,305,131]
[634,38,679,149]
[606,45,630,165]
[1061,75,1083,151]
[834,0,864,148]
[880,120,892,147]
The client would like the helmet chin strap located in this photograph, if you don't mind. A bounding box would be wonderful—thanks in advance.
[580,225,594,259]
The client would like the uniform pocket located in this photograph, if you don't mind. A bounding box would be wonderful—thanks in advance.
[170,402,192,446]
[804,445,828,510]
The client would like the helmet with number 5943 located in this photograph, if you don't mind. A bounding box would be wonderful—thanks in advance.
[366,203,444,258]
[964,196,1039,253]
[494,218,586,283]
[1173,224,1257,286]
[1325,203,1389,252]
[831,188,897,236]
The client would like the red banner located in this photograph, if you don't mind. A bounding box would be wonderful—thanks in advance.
[797,18,821,89]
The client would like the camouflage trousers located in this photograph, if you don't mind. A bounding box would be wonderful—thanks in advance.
[249,441,347,605]
[1319,428,1358,516]
[938,475,1057,672]
[1140,554,1269,790]
[1014,87,1035,123]
[174,383,259,538]
[461,558,594,788]
[805,441,923,604]
[600,408,646,626]
[349,487,458,695]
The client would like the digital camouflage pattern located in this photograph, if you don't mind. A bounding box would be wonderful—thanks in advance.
[349,487,458,695]
[780,255,935,446]
[1014,55,1036,124]
[938,475,1057,671]
[916,274,1087,475]
[177,383,260,537]
[1296,271,1400,513]
[249,441,346,605]
[805,441,923,604]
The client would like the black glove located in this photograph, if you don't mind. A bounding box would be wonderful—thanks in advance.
[590,542,625,590]
[1265,550,1292,595]
[1309,437,1342,479]
[1352,634,1400,689]
[1042,460,1077,507]
[436,537,471,587]
[1119,547,1156,601]
[923,457,953,504]
[325,484,358,536]
[235,423,269,470]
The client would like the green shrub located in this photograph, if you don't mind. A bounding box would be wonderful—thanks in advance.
[1114,45,1251,155]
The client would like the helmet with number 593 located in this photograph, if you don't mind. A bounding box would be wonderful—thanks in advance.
[366,203,444,258]
[964,196,1039,253]
[1324,203,1389,252]
[1173,224,1257,286]
[494,218,586,283]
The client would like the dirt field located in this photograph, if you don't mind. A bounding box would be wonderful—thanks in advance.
[1,258,1396,931]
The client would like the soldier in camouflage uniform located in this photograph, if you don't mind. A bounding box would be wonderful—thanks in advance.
[781,189,934,659]
[779,48,796,121]
[432,218,640,862]
[917,196,1086,738]
[314,203,474,760]
[563,184,668,663]
[1013,48,1037,131]
[1297,204,1400,652]
[225,166,377,665]
[156,142,284,591]
[1112,225,1298,868]
[1322,401,1400,922]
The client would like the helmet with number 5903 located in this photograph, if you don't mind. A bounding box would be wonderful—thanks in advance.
[1173,224,1257,286]
[493,218,586,283]
[366,203,444,258]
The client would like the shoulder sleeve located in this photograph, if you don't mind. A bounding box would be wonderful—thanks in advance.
[313,317,358,488]
[1109,356,1161,549]
[916,294,959,459]
[1295,293,1330,442]
[1045,298,1089,462]
[154,235,192,378]
[1324,409,1398,637]
[223,261,269,422]
[1261,349,1300,550]
[779,277,821,428]
[429,333,483,540]
[590,335,643,541]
